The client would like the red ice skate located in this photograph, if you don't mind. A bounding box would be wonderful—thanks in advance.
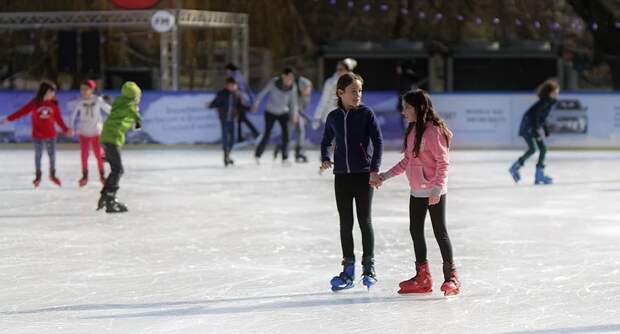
[49,169,62,187]
[79,170,88,187]
[33,171,42,188]
[398,262,432,294]
[440,271,461,296]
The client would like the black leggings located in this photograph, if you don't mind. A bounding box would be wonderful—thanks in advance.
[518,135,547,168]
[335,173,374,264]
[409,195,454,276]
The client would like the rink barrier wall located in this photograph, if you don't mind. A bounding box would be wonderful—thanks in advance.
[1,90,619,149]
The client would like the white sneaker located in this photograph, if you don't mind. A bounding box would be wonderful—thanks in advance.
[255,157,261,165]
[282,159,292,167]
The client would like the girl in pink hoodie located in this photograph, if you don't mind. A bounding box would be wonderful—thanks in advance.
[378,89,460,296]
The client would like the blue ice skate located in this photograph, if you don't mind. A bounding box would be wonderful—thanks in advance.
[509,161,521,183]
[361,263,377,290]
[331,261,355,291]
[535,166,553,185]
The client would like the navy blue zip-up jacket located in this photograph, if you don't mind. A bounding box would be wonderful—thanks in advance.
[320,104,383,174]
[518,96,557,138]
[209,89,249,121]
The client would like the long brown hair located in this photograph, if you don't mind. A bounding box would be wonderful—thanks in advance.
[336,72,363,110]
[33,80,57,104]
[402,89,451,157]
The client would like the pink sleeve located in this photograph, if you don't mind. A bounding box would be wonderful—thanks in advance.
[383,152,409,180]
[428,127,450,196]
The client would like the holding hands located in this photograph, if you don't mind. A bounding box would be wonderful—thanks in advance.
[320,160,333,171]
[369,172,384,189]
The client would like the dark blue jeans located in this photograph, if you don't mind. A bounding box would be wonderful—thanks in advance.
[220,120,235,155]
[33,138,56,172]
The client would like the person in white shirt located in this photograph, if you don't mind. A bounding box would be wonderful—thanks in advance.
[70,80,111,187]
[312,58,357,128]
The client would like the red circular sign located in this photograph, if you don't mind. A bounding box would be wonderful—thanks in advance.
[110,0,159,9]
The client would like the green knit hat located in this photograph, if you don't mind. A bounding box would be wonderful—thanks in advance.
[121,81,141,99]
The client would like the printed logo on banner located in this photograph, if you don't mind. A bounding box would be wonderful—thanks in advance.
[547,99,588,134]
[142,94,220,145]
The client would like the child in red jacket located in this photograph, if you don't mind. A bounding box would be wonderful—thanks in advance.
[0,80,72,187]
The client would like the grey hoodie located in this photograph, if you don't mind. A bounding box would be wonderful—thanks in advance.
[253,77,298,118]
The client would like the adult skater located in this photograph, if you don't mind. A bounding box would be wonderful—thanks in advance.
[0,80,71,187]
[376,89,460,296]
[225,63,260,143]
[97,81,142,213]
[320,72,383,291]
[313,58,357,128]
[252,67,299,165]
[274,71,313,162]
[509,80,560,185]
[70,80,111,186]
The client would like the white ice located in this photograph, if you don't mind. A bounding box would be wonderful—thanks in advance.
[1,148,619,334]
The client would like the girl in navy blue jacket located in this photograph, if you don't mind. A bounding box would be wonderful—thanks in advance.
[509,80,559,184]
[320,72,383,291]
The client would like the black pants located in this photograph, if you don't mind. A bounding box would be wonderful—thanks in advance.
[335,173,374,264]
[409,195,454,278]
[518,134,547,168]
[237,109,259,142]
[255,112,290,160]
[101,143,123,196]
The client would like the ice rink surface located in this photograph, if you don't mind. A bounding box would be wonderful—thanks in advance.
[1,148,619,334]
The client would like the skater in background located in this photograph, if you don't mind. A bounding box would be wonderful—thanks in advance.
[509,80,560,185]
[70,80,111,187]
[252,67,298,165]
[395,60,427,133]
[377,89,460,296]
[274,71,313,162]
[208,77,250,166]
[320,72,383,291]
[97,81,142,213]
[225,63,260,143]
[313,58,357,128]
[0,80,71,187]
[292,73,312,162]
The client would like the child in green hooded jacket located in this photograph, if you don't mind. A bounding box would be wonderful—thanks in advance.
[97,81,142,213]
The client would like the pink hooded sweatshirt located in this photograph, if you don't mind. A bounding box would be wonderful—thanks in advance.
[382,122,452,197]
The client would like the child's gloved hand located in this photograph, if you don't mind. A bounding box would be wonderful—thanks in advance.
[134,120,142,130]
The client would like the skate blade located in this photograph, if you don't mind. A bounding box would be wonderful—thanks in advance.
[331,284,355,292]
[397,290,433,296]
[442,290,460,297]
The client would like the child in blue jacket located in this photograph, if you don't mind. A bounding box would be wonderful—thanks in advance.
[320,72,383,291]
[510,80,559,184]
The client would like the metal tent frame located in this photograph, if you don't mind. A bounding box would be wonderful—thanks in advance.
[0,9,249,90]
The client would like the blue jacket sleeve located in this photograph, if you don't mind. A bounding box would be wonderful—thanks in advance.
[209,91,224,109]
[320,115,335,162]
[368,111,383,172]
